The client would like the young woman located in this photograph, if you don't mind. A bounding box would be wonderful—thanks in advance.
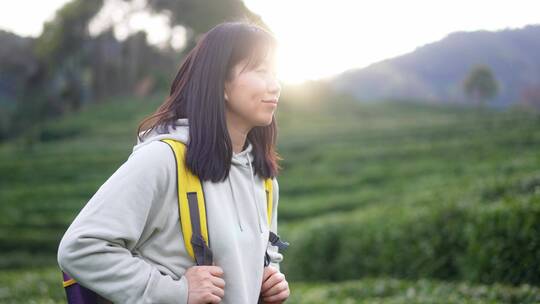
[57,21,289,304]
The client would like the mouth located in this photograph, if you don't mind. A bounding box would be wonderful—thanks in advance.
[262,98,278,104]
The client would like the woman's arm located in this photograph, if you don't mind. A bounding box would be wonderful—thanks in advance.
[57,141,189,304]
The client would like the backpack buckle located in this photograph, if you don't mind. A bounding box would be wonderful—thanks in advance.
[268,231,289,250]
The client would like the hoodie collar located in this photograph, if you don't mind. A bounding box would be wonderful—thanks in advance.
[231,140,254,167]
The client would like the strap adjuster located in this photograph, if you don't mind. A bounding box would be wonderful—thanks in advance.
[269,231,289,250]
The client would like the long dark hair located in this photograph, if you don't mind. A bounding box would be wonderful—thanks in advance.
[136,21,281,182]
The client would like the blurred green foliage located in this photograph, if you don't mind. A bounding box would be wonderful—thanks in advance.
[1,88,540,302]
[1,266,540,303]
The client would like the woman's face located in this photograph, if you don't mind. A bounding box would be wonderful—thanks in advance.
[224,52,281,130]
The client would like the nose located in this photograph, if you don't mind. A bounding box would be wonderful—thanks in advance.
[268,75,281,98]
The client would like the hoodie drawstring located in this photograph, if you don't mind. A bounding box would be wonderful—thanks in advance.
[247,153,264,233]
[228,175,244,232]
[228,152,265,234]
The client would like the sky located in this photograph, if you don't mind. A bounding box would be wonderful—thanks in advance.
[1,0,539,84]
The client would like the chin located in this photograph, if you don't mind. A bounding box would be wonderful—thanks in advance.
[261,117,274,127]
[252,115,274,127]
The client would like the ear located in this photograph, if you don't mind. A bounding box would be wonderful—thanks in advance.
[224,91,229,101]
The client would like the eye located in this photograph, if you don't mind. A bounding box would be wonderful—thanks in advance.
[255,65,278,78]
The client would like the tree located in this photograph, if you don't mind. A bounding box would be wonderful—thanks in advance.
[145,0,268,55]
[32,0,104,111]
[463,64,499,107]
[8,0,104,148]
[0,30,38,141]
[35,0,104,69]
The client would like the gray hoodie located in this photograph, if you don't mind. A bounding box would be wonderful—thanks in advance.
[57,118,283,304]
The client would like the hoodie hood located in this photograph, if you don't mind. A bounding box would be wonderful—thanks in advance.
[134,118,189,153]
[134,118,264,233]
[134,118,253,166]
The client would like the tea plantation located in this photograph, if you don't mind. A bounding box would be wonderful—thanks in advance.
[1,91,539,303]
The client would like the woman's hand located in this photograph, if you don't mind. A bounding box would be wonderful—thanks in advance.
[185,266,225,304]
[259,265,290,303]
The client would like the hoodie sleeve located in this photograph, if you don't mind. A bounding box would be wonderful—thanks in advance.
[267,177,284,272]
[57,141,189,304]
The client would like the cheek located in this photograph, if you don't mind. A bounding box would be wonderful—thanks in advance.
[235,75,267,104]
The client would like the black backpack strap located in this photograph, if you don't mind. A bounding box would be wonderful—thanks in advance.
[187,192,213,266]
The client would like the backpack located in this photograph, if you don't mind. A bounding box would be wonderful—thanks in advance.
[61,139,289,303]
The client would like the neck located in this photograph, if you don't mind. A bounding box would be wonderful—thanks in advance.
[225,114,251,154]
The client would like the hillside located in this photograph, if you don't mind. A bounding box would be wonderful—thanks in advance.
[331,24,540,107]
[1,91,539,302]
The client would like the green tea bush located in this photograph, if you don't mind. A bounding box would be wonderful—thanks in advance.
[285,195,540,286]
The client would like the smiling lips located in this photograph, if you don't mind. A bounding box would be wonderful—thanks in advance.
[262,98,278,104]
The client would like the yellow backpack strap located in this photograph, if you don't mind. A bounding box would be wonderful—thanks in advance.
[264,178,273,226]
[161,139,213,266]
[263,177,289,267]
[62,271,76,288]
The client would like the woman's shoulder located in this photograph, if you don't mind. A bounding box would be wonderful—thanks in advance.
[125,140,177,178]
[272,176,279,189]
[129,140,176,161]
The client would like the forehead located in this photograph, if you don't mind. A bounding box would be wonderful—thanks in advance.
[241,47,277,69]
